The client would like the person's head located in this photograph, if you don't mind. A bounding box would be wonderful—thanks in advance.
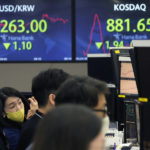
[33,104,103,150]
[55,76,110,134]
[0,87,29,126]
[32,68,69,113]
[55,76,109,117]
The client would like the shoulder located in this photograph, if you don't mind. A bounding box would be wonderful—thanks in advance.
[17,115,41,150]
[21,114,41,136]
[23,114,40,130]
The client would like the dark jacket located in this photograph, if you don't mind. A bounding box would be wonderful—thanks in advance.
[17,110,43,150]
[1,119,22,150]
[0,128,8,150]
[3,128,20,150]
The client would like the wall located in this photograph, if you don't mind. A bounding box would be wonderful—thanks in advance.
[0,63,87,92]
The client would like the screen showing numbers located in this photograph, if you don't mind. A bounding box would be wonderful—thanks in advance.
[0,0,72,62]
[76,0,150,60]
[0,0,150,62]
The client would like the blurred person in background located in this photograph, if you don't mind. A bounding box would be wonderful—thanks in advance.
[33,104,104,150]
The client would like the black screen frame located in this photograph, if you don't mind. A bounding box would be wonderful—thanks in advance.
[88,55,115,84]
[129,47,150,150]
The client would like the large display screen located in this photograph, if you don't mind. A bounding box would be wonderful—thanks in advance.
[0,0,72,61]
[76,0,150,60]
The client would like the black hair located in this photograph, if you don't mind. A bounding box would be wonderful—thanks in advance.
[33,104,102,150]
[55,76,109,108]
[0,87,29,128]
[32,68,70,107]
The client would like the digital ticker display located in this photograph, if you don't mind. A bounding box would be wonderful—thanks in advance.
[76,0,150,60]
[0,0,72,61]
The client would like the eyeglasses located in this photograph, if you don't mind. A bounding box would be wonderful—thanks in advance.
[93,106,109,115]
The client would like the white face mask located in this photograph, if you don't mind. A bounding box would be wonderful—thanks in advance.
[102,116,110,135]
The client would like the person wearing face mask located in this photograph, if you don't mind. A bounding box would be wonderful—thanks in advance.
[0,87,38,150]
[55,76,110,136]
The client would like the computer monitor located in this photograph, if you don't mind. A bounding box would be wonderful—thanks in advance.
[106,87,117,122]
[110,48,134,127]
[110,47,133,89]
[121,62,135,79]
[132,47,150,98]
[120,79,138,95]
[125,101,140,143]
[140,103,150,150]
[88,54,115,84]
[87,54,117,121]
[130,42,150,150]
[119,57,138,96]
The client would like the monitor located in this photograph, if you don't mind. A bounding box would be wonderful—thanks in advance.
[110,48,132,89]
[75,0,150,61]
[140,103,150,150]
[133,47,150,98]
[88,54,115,84]
[121,62,135,79]
[120,79,138,95]
[119,56,138,96]
[0,0,72,62]
[129,42,150,150]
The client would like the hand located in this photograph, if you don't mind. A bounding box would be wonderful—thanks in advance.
[28,96,38,115]
[26,110,33,120]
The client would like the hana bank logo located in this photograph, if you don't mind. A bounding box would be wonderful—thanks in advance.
[114,4,146,12]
